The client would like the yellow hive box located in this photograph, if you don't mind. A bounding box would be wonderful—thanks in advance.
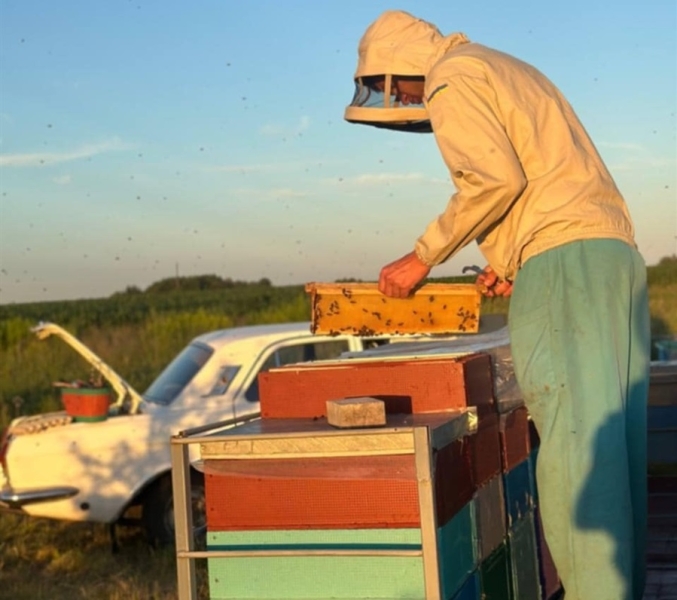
[305,282,481,336]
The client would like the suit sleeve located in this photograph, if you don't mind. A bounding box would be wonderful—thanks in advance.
[414,74,527,266]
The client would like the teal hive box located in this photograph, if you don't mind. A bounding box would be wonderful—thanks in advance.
[503,458,535,528]
[438,502,477,598]
[452,570,480,600]
[206,511,478,600]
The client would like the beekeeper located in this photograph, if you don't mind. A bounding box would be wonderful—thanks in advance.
[345,10,650,600]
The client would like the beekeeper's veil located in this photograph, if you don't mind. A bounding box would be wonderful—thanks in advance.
[344,11,447,133]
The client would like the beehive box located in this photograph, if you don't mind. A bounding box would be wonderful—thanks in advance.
[533,505,561,599]
[503,458,535,529]
[507,511,541,600]
[499,406,531,472]
[305,282,481,336]
[258,352,494,419]
[199,410,479,600]
[468,413,502,488]
[206,506,477,600]
[528,424,562,598]
[203,448,475,534]
[473,475,507,563]
[201,413,477,531]
[479,541,512,599]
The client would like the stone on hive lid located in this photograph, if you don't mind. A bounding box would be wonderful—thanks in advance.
[326,397,386,428]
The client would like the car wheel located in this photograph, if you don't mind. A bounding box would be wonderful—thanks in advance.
[142,472,206,547]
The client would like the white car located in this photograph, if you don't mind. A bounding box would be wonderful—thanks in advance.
[0,321,398,545]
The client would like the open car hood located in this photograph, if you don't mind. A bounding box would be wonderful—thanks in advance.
[32,322,145,415]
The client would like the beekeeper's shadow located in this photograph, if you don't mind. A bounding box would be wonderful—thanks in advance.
[574,379,647,600]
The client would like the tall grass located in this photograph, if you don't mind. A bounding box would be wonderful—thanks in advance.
[0,512,208,599]
[0,295,311,426]
[0,311,233,424]
[649,283,677,336]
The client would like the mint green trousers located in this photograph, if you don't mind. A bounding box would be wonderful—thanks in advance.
[508,239,650,600]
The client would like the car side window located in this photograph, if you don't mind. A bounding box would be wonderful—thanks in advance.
[244,340,350,402]
[275,344,309,366]
[205,366,241,397]
[362,338,392,350]
[313,340,351,360]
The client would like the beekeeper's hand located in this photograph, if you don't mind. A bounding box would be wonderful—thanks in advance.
[379,251,431,298]
[476,266,513,297]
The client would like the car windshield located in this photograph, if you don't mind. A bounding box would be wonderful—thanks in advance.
[143,342,213,405]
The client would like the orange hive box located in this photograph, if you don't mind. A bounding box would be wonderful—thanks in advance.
[499,406,531,472]
[305,282,481,336]
[203,438,473,531]
[468,412,502,488]
[258,353,494,419]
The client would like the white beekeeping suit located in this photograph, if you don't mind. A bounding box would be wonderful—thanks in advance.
[345,9,634,283]
[344,10,650,600]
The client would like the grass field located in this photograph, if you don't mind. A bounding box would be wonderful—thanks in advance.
[0,512,208,599]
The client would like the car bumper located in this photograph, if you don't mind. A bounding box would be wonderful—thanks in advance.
[0,485,79,510]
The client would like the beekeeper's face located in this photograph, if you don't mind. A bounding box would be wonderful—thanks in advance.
[344,10,442,132]
[371,76,425,105]
[346,73,430,132]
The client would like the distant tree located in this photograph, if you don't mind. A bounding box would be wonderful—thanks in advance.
[144,274,277,294]
[110,285,143,297]
[145,277,179,293]
[146,274,223,293]
[647,255,677,286]
[195,275,225,290]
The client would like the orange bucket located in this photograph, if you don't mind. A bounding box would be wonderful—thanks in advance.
[61,387,112,422]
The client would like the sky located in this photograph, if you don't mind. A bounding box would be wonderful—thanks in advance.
[0,0,675,305]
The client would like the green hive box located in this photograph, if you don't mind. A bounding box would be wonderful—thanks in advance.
[207,528,425,599]
[207,503,476,600]
[480,541,512,599]
[438,502,476,598]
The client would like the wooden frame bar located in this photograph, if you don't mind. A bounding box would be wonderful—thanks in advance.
[171,440,197,600]
[414,426,442,600]
[305,282,481,335]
